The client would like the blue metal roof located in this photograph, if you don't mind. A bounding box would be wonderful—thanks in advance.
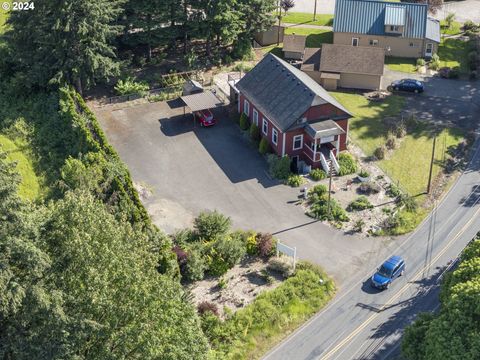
[333,0,429,40]
[385,5,405,26]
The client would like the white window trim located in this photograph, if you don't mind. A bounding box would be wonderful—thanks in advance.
[253,109,258,126]
[272,128,278,146]
[243,99,250,116]
[352,37,359,46]
[262,118,268,135]
[369,39,378,46]
[293,135,303,150]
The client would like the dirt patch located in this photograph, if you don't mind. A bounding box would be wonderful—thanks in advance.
[189,257,284,319]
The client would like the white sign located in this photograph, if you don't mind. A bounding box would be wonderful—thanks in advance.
[276,241,297,270]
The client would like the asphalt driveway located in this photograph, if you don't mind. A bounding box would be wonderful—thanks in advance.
[94,101,396,285]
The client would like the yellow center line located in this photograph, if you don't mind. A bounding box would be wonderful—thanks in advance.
[319,202,480,360]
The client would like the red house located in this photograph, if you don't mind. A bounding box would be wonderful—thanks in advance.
[235,54,352,173]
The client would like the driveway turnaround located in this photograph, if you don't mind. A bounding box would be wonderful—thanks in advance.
[93,100,400,285]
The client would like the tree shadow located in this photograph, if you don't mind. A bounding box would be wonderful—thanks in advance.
[305,31,333,47]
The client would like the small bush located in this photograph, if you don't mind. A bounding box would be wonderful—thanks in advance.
[239,113,250,130]
[395,123,407,138]
[245,232,258,255]
[430,57,441,71]
[396,194,418,212]
[233,62,254,72]
[310,168,327,181]
[194,210,232,241]
[218,277,228,289]
[416,58,426,67]
[259,138,270,155]
[249,123,261,142]
[207,235,246,276]
[337,153,358,176]
[374,145,386,160]
[267,154,290,180]
[308,184,328,203]
[463,20,478,31]
[387,183,402,198]
[309,199,349,222]
[386,133,397,150]
[171,228,196,245]
[286,174,305,187]
[358,169,370,178]
[347,196,374,211]
[353,219,365,232]
[256,233,276,259]
[197,301,219,317]
[267,257,294,278]
[173,245,189,274]
[183,246,207,282]
[114,78,149,96]
[358,182,381,195]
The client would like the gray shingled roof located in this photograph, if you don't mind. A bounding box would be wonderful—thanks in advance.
[236,54,351,132]
[305,120,345,139]
[283,34,307,53]
[320,44,385,76]
[301,48,322,72]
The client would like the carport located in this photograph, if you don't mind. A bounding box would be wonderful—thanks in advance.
[180,90,224,126]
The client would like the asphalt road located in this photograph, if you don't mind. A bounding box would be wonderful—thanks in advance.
[263,140,480,360]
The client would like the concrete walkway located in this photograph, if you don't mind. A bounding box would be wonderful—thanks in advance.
[282,22,333,30]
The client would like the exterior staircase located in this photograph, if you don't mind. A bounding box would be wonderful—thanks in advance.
[320,147,337,176]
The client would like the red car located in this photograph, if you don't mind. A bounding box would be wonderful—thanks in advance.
[195,109,216,127]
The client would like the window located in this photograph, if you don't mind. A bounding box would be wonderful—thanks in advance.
[293,135,303,150]
[369,39,378,46]
[262,118,268,135]
[409,42,414,47]
[253,109,258,125]
[352,37,359,46]
[243,99,249,115]
[389,25,399,32]
[272,129,278,146]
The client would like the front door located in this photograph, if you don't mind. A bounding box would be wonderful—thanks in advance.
[290,156,299,174]
[425,43,433,58]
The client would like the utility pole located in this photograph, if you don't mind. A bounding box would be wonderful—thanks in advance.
[327,163,333,217]
[277,0,282,45]
[314,0,317,21]
[427,133,437,194]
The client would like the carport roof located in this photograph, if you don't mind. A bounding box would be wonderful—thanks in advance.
[181,91,223,112]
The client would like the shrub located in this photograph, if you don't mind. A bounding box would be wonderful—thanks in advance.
[358,181,381,195]
[267,154,290,180]
[449,66,460,79]
[218,276,228,289]
[374,145,386,160]
[470,70,477,80]
[173,245,189,274]
[353,219,365,232]
[259,138,270,155]
[386,133,397,150]
[207,235,246,276]
[396,194,418,212]
[171,228,196,245]
[395,123,407,138]
[286,174,305,187]
[337,153,358,176]
[308,184,328,199]
[387,183,402,198]
[114,78,149,96]
[239,113,250,130]
[416,58,426,67]
[445,13,455,28]
[267,257,294,278]
[249,123,261,142]
[245,232,258,255]
[233,37,254,61]
[310,168,327,181]
[184,50,198,69]
[429,54,441,70]
[197,301,219,317]
[309,199,349,222]
[183,246,207,282]
[194,210,232,241]
[233,62,254,72]
[256,233,276,259]
[463,20,478,31]
[347,196,374,211]
[358,169,370,178]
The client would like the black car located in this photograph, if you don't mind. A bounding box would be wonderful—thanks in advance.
[388,79,424,93]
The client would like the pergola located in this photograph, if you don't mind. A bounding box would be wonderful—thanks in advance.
[180,90,223,126]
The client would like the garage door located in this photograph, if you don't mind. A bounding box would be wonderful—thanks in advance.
[339,73,382,90]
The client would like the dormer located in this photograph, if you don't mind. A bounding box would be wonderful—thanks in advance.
[384,5,405,36]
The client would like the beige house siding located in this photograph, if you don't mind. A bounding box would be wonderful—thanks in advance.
[333,32,438,58]
[303,70,323,84]
[339,73,381,90]
[321,78,338,91]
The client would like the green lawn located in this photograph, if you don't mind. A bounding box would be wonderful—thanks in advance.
[284,27,333,47]
[440,20,463,35]
[438,37,470,73]
[385,56,417,73]
[330,92,464,196]
[0,134,42,201]
[0,1,11,34]
[282,12,334,27]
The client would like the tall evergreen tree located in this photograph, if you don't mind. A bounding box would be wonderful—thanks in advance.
[6,0,126,94]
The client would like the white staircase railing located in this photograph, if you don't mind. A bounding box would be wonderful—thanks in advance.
[330,150,340,173]
[320,152,330,173]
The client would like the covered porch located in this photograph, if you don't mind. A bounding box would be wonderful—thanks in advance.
[302,120,345,173]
